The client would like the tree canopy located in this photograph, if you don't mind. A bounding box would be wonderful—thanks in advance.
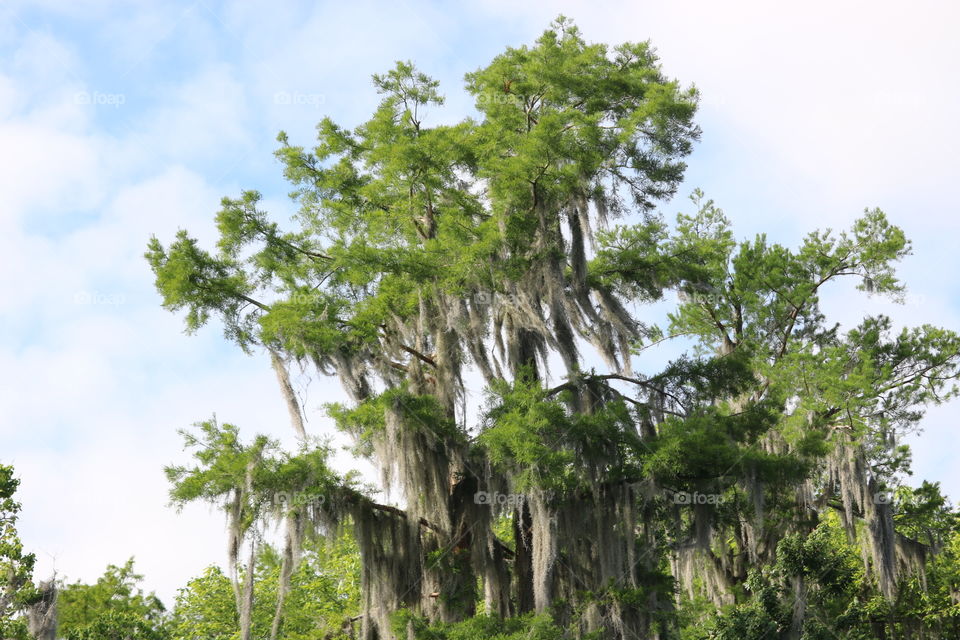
[57,559,167,640]
[0,464,41,640]
[145,17,960,640]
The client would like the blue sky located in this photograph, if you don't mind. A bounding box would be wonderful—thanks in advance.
[2,0,959,603]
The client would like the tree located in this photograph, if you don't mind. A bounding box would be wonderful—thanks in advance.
[168,566,237,640]
[166,419,358,640]
[148,18,960,640]
[168,531,361,640]
[57,559,168,640]
[659,195,960,637]
[0,464,39,640]
[165,419,274,640]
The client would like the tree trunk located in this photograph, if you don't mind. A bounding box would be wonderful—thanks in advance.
[239,540,257,640]
[25,579,57,640]
[269,522,296,640]
[513,502,535,614]
[787,575,806,640]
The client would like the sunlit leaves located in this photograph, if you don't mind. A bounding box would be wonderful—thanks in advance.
[0,465,36,640]
[465,18,698,213]
[58,560,168,640]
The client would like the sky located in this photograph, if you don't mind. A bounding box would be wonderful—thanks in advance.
[2,0,959,605]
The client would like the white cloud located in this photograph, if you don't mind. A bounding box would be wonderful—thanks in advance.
[470,1,960,228]
[127,64,254,165]
[0,17,274,601]
[0,121,104,226]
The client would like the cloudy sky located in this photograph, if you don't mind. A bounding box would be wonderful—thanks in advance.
[2,0,959,604]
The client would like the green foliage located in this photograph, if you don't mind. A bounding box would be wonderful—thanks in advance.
[668,195,912,361]
[148,17,701,366]
[480,378,579,491]
[479,375,640,491]
[776,518,862,598]
[145,231,263,349]
[704,514,866,640]
[395,611,566,640]
[166,419,274,507]
[590,219,672,299]
[0,464,37,640]
[894,481,959,546]
[168,566,236,640]
[144,16,960,640]
[168,530,361,640]
[280,527,361,639]
[464,17,698,215]
[166,418,349,523]
[165,417,366,639]
[327,387,462,453]
[58,559,169,640]
[643,402,805,486]
[920,531,960,632]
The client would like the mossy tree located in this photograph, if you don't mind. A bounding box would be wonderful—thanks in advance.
[149,18,960,640]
